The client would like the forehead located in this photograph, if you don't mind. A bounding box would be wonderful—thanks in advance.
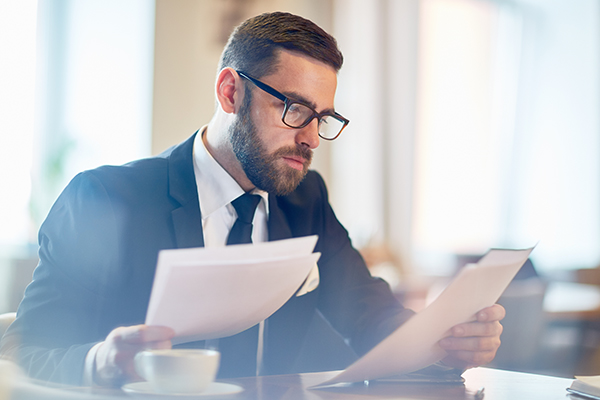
[259,50,338,111]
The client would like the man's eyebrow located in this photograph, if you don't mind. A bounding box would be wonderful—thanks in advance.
[282,91,335,114]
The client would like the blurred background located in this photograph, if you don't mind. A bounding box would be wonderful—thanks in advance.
[1,0,599,379]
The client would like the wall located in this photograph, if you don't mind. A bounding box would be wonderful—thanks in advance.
[151,0,335,184]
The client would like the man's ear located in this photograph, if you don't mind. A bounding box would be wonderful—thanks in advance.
[215,68,244,114]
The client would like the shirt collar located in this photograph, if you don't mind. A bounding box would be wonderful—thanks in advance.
[193,127,269,220]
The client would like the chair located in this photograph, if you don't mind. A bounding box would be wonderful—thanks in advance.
[492,277,547,369]
[453,255,547,370]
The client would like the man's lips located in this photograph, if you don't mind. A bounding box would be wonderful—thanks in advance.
[282,156,306,171]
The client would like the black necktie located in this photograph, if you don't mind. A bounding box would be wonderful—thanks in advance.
[219,192,262,377]
[227,193,261,245]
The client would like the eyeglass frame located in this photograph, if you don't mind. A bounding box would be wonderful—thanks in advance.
[236,70,349,141]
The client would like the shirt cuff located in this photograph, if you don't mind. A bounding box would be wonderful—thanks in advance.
[82,342,102,386]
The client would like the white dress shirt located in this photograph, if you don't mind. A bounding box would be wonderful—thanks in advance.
[193,126,269,246]
[84,127,269,384]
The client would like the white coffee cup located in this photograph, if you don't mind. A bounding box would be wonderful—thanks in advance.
[134,349,220,394]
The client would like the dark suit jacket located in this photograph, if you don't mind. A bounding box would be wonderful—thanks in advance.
[1,133,413,385]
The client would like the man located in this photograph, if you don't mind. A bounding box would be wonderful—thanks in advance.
[1,12,504,387]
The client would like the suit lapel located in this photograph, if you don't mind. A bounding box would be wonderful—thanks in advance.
[166,132,205,249]
[267,194,293,242]
[164,132,296,248]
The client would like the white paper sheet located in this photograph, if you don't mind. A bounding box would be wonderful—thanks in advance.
[317,247,534,387]
[145,236,319,344]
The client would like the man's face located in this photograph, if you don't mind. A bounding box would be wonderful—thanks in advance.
[229,50,338,196]
[229,94,312,195]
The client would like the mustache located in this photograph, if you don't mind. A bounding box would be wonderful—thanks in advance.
[272,145,313,164]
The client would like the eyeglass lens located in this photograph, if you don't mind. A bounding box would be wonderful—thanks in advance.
[283,103,345,140]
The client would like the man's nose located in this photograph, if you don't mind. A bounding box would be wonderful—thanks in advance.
[295,118,320,149]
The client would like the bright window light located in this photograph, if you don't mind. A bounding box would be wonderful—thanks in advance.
[0,0,38,247]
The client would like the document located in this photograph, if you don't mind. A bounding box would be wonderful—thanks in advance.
[567,376,600,400]
[145,236,319,344]
[316,247,534,387]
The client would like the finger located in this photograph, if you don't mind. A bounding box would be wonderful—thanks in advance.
[440,354,471,370]
[112,351,141,382]
[116,325,175,344]
[443,349,498,368]
[475,304,506,322]
[450,320,503,338]
[95,341,137,387]
[144,340,173,351]
[439,335,501,352]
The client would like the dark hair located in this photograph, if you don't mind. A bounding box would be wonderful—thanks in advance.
[218,12,343,78]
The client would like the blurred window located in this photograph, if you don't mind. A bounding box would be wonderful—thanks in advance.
[412,0,600,273]
[0,0,37,249]
[0,0,155,256]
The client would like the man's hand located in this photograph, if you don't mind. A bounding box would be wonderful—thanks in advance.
[438,304,505,369]
[94,325,175,387]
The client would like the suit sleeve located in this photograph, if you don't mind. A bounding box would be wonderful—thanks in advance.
[311,174,415,356]
[0,171,123,385]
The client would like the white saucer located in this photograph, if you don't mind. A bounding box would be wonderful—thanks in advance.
[122,381,243,397]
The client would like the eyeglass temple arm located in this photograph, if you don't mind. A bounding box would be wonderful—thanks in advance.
[237,71,287,103]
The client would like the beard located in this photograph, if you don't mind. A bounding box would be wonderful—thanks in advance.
[229,96,313,196]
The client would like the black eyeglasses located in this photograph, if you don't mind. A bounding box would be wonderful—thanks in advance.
[237,70,349,141]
